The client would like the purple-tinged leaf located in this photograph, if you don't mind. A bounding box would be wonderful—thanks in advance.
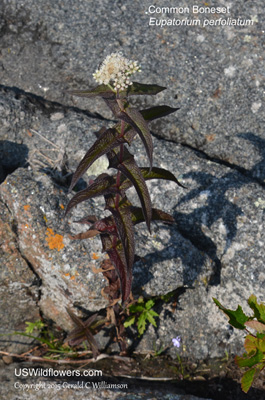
[74,215,98,225]
[139,167,185,188]
[104,193,135,276]
[69,127,127,192]
[106,203,135,279]
[66,84,116,99]
[66,82,166,101]
[119,167,185,192]
[69,229,100,240]
[130,207,175,226]
[103,98,121,116]
[127,82,166,96]
[100,234,132,303]
[108,151,152,232]
[103,98,128,117]
[65,174,116,216]
[118,108,153,170]
[94,217,118,236]
[66,308,102,359]
[140,106,179,122]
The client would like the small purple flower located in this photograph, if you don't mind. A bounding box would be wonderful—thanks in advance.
[172,336,181,348]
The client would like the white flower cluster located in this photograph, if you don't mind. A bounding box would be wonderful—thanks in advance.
[93,52,141,92]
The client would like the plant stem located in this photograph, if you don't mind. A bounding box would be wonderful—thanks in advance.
[114,117,125,210]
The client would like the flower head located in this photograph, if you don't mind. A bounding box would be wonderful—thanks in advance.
[172,336,181,348]
[93,52,141,92]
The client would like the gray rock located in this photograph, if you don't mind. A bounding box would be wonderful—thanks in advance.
[0,85,264,361]
[0,201,40,353]
[0,0,264,179]
[0,167,109,330]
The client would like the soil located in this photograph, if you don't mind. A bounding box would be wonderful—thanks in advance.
[2,321,264,400]
[92,353,265,400]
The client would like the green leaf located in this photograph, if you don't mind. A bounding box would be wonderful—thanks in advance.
[69,127,126,192]
[108,149,152,232]
[248,295,265,323]
[25,320,45,334]
[256,336,265,352]
[241,368,256,393]
[137,312,147,335]
[124,316,135,328]
[140,106,179,122]
[244,334,259,353]
[146,310,159,327]
[213,298,250,330]
[4,331,55,348]
[145,299,155,310]
[129,304,145,313]
[160,290,178,303]
[127,82,166,96]
[118,108,153,170]
[235,349,264,368]
[65,174,116,215]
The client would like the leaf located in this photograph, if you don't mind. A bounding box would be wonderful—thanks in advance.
[241,368,256,393]
[73,215,98,225]
[140,106,179,122]
[108,150,152,232]
[66,308,103,359]
[140,167,185,188]
[67,82,166,100]
[118,108,153,170]
[127,82,166,96]
[119,166,185,191]
[146,310,159,327]
[213,298,250,330]
[235,349,264,368]
[248,295,265,323]
[69,127,126,192]
[256,336,265,352]
[69,229,101,240]
[130,206,175,226]
[106,201,135,279]
[145,299,156,310]
[124,316,135,328]
[244,335,259,353]
[65,174,116,216]
[93,217,118,236]
[66,84,116,99]
[137,312,147,336]
[100,233,131,303]
[245,320,265,333]
[129,304,145,313]
[103,98,128,117]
